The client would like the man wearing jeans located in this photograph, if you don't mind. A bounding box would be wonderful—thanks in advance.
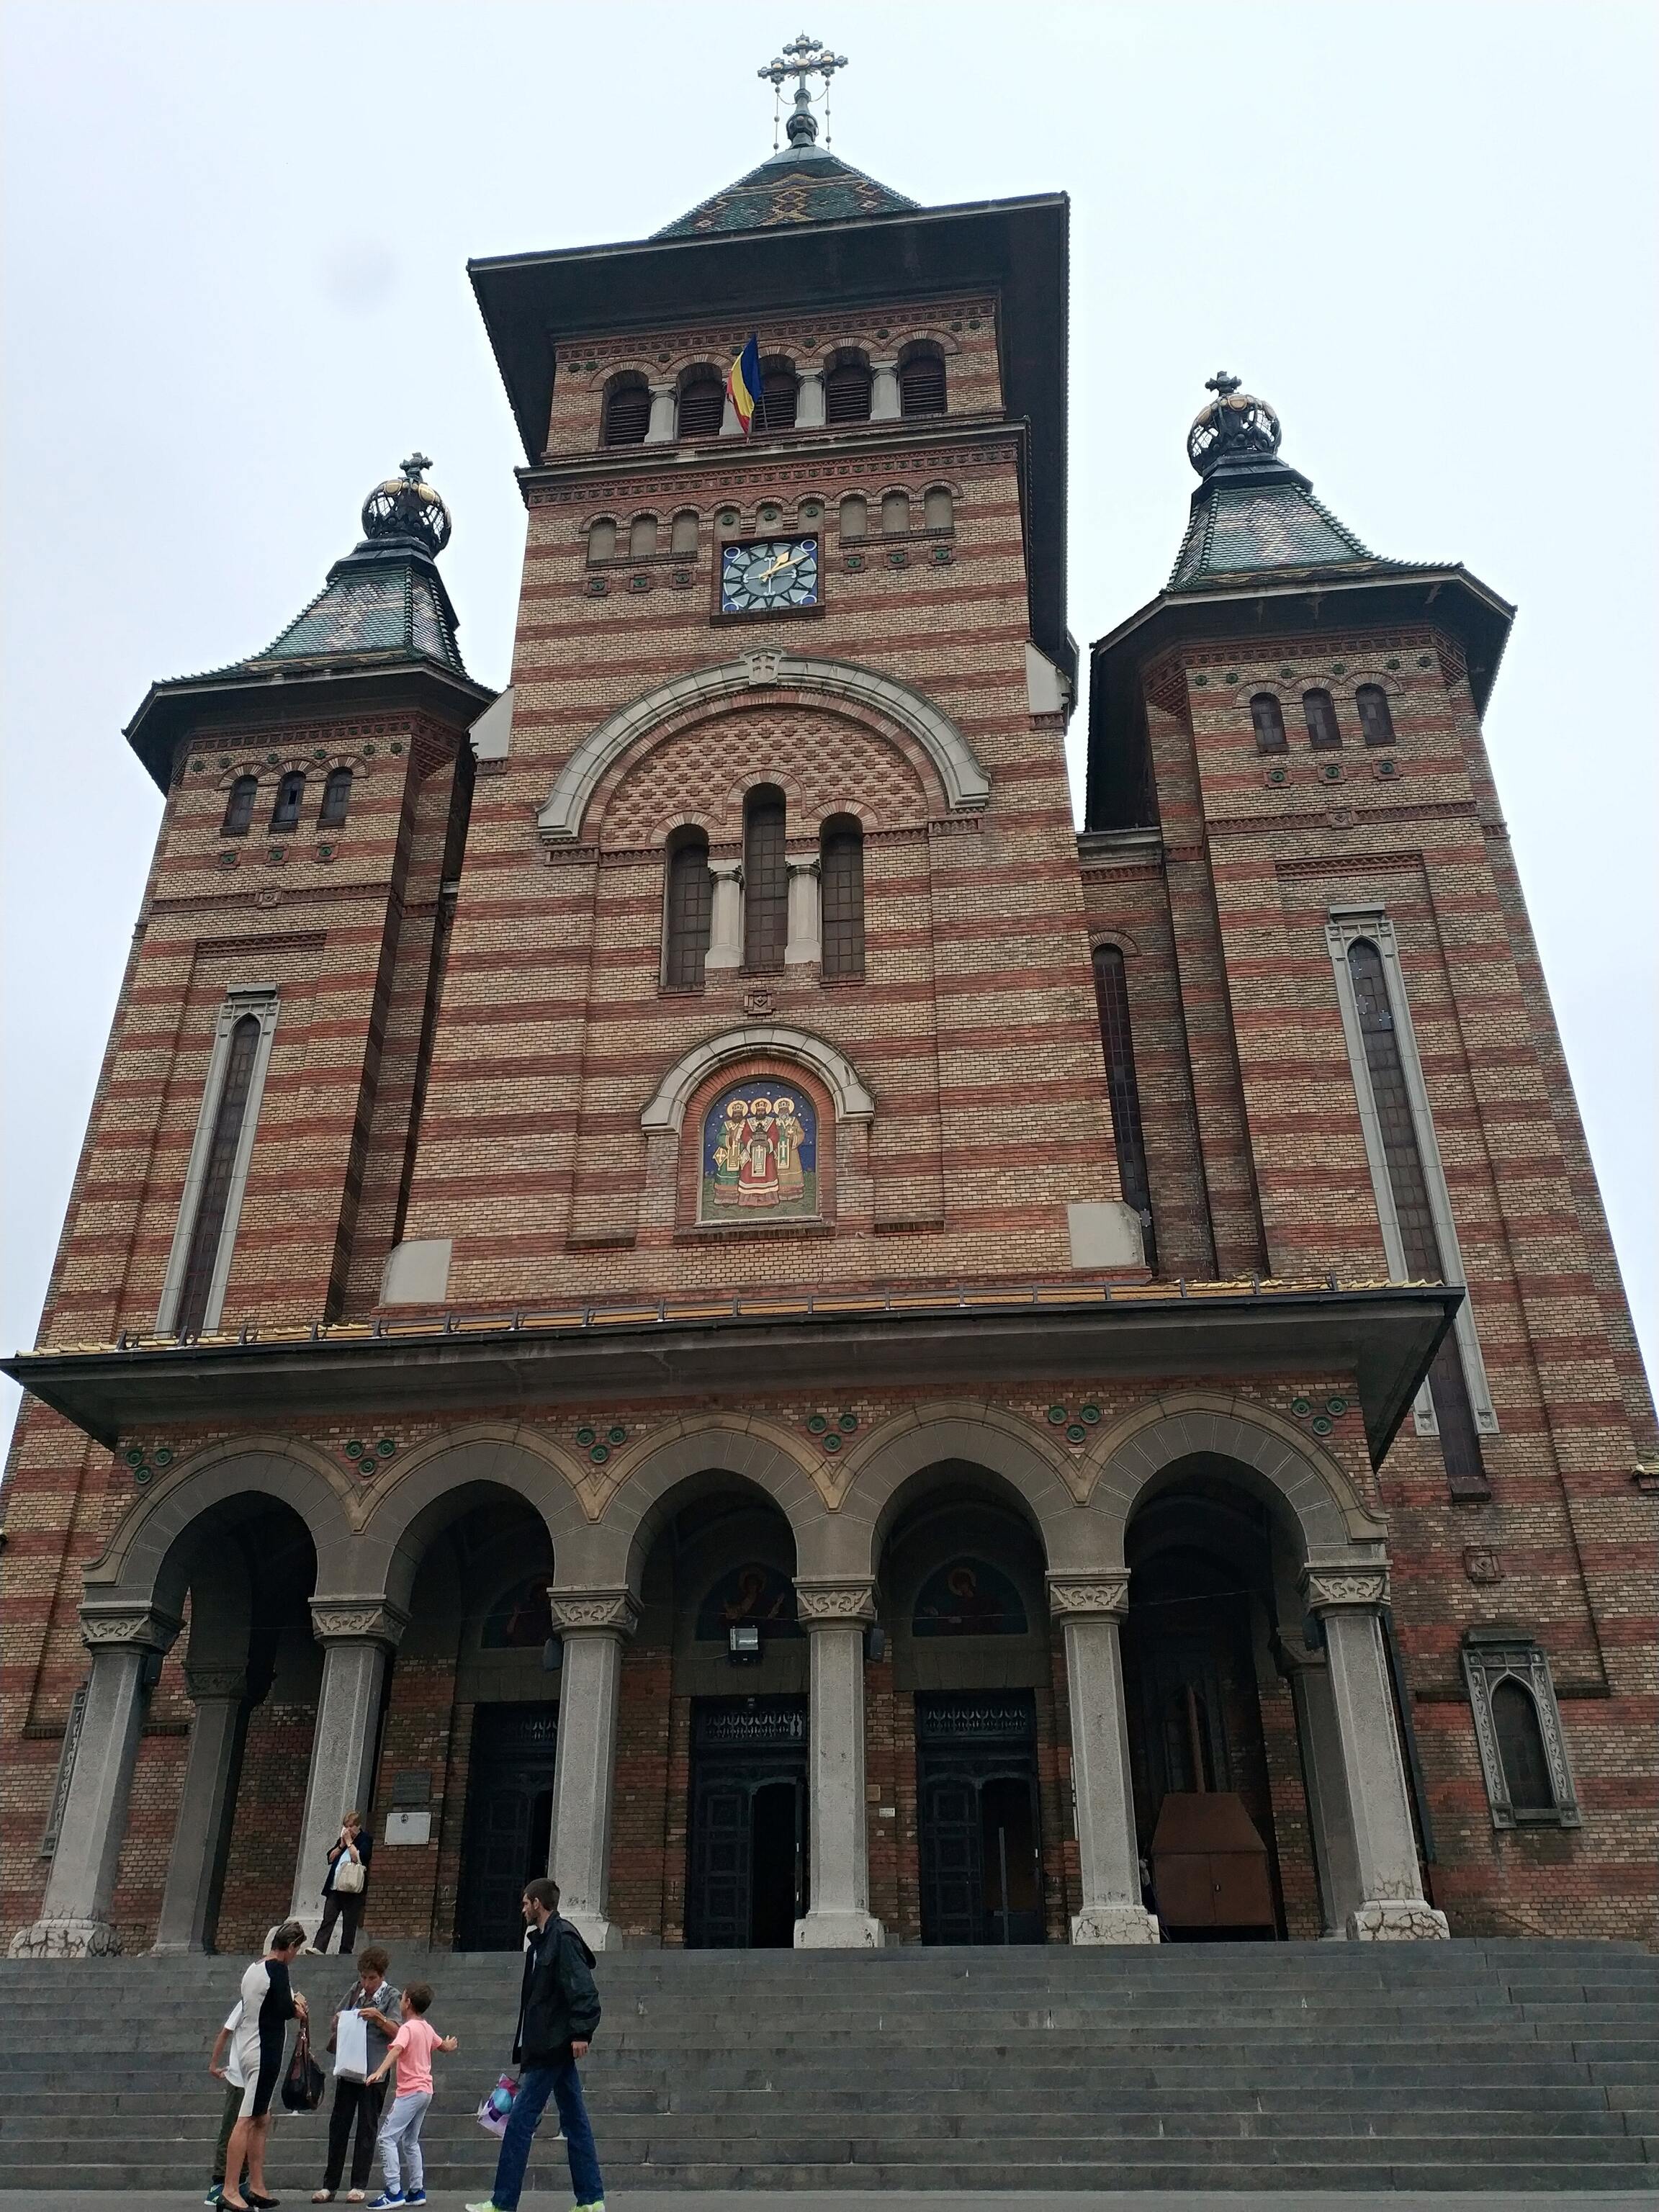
[467,1879,603,2212]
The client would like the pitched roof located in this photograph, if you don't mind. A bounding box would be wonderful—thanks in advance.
[656,145,917,238]
[240,543,466,674]
[1169,474,1380,590]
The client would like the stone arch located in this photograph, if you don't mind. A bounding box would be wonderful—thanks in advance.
[83,1436,355,1614]
[1081,1390,1388,1572]
[538,654,989,842]
[1089,927,1142,958]
[642,1023,874,1133]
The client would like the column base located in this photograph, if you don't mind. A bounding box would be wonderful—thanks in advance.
[1071,1905,1161,1946]
[9,1917,122,1959]
[794,1910,886,1950]
[1347,1899,1451,1941]
[562,1910,625,1954]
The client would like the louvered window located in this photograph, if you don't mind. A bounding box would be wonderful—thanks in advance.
[221,778,257,836]
[820,819,865,980]
[603,381,651,446]
[677,376,724,439]
[757,367,798,431]
[174,1015,260,1338]
[899,351,947,416]
[270,772,305,830]
[1304,688,1343,749]
[664,835,711,989]
[318,768,352,827]
[1092,945,1157,1270]
[825,357,873,423]
[743,788,788,971]
[1357,684,1397,746]
[1250,694,1287,752]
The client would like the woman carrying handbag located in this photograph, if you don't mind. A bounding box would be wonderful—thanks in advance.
[317,1812,372,1955]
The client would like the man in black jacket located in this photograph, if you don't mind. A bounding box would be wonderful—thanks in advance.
[467,1878,604,2212]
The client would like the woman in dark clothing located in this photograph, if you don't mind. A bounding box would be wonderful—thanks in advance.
[313,1946,400,2203]
[222,1920,310,2212]
[317,1812,372,1954]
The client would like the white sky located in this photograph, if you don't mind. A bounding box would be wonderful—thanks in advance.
[3,1,1655,1443]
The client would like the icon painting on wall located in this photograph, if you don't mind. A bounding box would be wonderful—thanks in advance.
[701,1080,817,1218]
[481,1577,555,1650]
[696,1562,804,1641]
[912,1558,1029,1637]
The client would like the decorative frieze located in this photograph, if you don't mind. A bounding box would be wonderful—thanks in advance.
[793,1579,877,1626]
[1046,1573,1130,1621]
[547,1590,642,1638]
[78,1606,180,1653]
[308,1600,409,1649]
[1299,1565,1390,1613]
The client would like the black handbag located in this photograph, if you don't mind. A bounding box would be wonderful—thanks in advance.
[282,2023,326,2113]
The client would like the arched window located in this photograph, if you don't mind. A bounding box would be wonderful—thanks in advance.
[1492,1680,1555,1812]
[1092,944,1156,1269]
[221,776,257,836]
[825,352,873,424]
[1303,688,1343,749]
[899,347,947,417]
[742,786,787,971]
[629,513,659,559]
[676,370,725,441]
[585,517,616,564]
[174,1013,261,1338]
[1250,693,1287,752]
[663,830,711,989]
[670,510,699,555]
[602,376,650,446]
[756,360,798,432]
[838,494,868,539]
[1357,683,1397,746]
[270,771,305,831]
[820,815,865,980]
[880,490,910,535]
[318,766,352,827]
[923,485,954,531]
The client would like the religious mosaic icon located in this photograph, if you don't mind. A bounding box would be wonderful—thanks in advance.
[696,1562,803,1641]
[480,1576,555,1650]
[912,1558,1029,1637]
[701,1079,817,1218]
[720,535,821,614]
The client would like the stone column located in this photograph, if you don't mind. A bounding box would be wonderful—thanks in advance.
[288,1601,405,1930]
[547,1591,637,1954]
[1280,1633,1362,1938]
[1048,1576,1159,1944]
[794,1581,884,1948]
[1302,1565,1449,1940]
[644,382,677,444]
[151,1668,247,1954]
[871,359,902,421]
[796,367,827,428]
[784,853,822,967]
[704,858,745,971]
[9,1604,179,1958]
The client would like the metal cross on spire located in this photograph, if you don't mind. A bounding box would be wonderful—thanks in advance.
[759,31,848,150]
[400,451,433,484]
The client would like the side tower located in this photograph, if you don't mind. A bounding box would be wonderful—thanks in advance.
[1084,377,1658,1938]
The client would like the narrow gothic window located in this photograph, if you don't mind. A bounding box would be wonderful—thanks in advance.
[318,767,352,827]
[1347,938,1485,1492]
[1250,693,1287,752]
[825,354,873,424]
[1092,944,1157,1269]
[629,513,659,558]
[899,349,947,416]
[1492,1680,1555,1812]
[838,494,868,539]
[221,777,257,835]
[270,771,305,830]
[670,510,698,555]
[1303,688,1343,749]
[664,832,711,989]
[174,1014,261,1337]
[757,362,798,431]
[603,379,650,446]
[820,817,865,980]
[1357,683,1397,746]
[586,517,616,563]
[881,490,910,534]
[923,485,954,531]
[743,787,787,971]
[676,373,724,440]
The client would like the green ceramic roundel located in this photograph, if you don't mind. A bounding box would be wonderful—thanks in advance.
[838,1412,858,1433]
[1326,1397,1349,1417]
[1047,1405,1068,1425]
[1311,1415,1334,1436]
[575,1425,595,1447]
[590,1444,609,1465]
[125,1447,145,1466]
[807,1413,827,1434]
[607,1425,627,1444]
[1290,1398,1311,1419]
[133,1465,153,1485]
[377,1439,397,1458]
[822,1434,842,1452]
[1080,1404,1101,1424]
[154,1447,174,1466]
[1066,1425,1087,1444]
[345,1440,364,1457]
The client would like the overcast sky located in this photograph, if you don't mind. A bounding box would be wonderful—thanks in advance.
[3,1,1655,1441]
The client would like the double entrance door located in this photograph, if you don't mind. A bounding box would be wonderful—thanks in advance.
[458,1702,558,1951]
[917,1691,1043,1945]
[685,1696,807,1948]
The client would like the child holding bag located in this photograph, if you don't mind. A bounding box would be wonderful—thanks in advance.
[365,1982,459,2209]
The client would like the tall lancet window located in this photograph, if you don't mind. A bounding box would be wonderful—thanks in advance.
[664,830,712,988]
[158,989,281,1339]
[743,786,788,971]
[1092,944,1157,1271]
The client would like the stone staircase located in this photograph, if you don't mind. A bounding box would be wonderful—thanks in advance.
[1,1941,1656,2192]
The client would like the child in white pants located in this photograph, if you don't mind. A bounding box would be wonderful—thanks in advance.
[366,1982,457,2208]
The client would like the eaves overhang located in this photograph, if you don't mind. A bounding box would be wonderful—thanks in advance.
[6,1278,1460,1468]
[467,192,1070,673]
[124,661,499,794]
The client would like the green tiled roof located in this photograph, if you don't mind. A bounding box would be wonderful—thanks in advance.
[1171,480,1376,588]
[657,148,917,238]
[246,553,464,672]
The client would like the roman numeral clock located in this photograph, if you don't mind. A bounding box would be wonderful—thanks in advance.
[719,535,822,616]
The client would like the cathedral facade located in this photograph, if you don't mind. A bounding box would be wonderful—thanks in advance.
[4,69,1655,1961]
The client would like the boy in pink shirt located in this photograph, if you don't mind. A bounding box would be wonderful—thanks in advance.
[365,1982,458,2208]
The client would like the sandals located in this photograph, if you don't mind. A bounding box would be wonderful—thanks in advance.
[349,2194,368,2203]
[313,2195,335,2204]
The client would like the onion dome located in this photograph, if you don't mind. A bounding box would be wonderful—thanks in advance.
[1187,374,1282,477]
[361,452,452,556]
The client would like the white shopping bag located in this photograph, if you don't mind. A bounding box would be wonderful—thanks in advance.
[333,2007,369,2080]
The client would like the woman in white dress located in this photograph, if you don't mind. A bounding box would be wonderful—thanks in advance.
[222,1921,309,2212]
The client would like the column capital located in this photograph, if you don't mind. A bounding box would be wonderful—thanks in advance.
[786,853,822,878]
[308,1598,409,1649]
[79,1604,181,1653]
[1300,1562,1391,1613]
[794,1578,876,1628]
[548,1588,640,1639]
[184,1667,248,1703]
[709,857,745,886]
[1046,1573,1130,1622]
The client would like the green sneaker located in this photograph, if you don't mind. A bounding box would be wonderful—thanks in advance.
[464,2200,506,2212]
[572,2202,606,2212]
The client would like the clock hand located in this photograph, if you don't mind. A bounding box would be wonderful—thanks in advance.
[757,547,802,583]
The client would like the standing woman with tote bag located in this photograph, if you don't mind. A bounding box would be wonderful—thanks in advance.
[317,1812,372,1955]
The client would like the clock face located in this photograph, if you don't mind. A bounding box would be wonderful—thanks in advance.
[720,536,821,616]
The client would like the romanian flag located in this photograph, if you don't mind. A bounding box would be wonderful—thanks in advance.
[727,334,762,437]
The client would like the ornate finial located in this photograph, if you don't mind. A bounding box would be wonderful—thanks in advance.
[1187,374,1282,477]
[759,31,848,150]
[362,455,452,555]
